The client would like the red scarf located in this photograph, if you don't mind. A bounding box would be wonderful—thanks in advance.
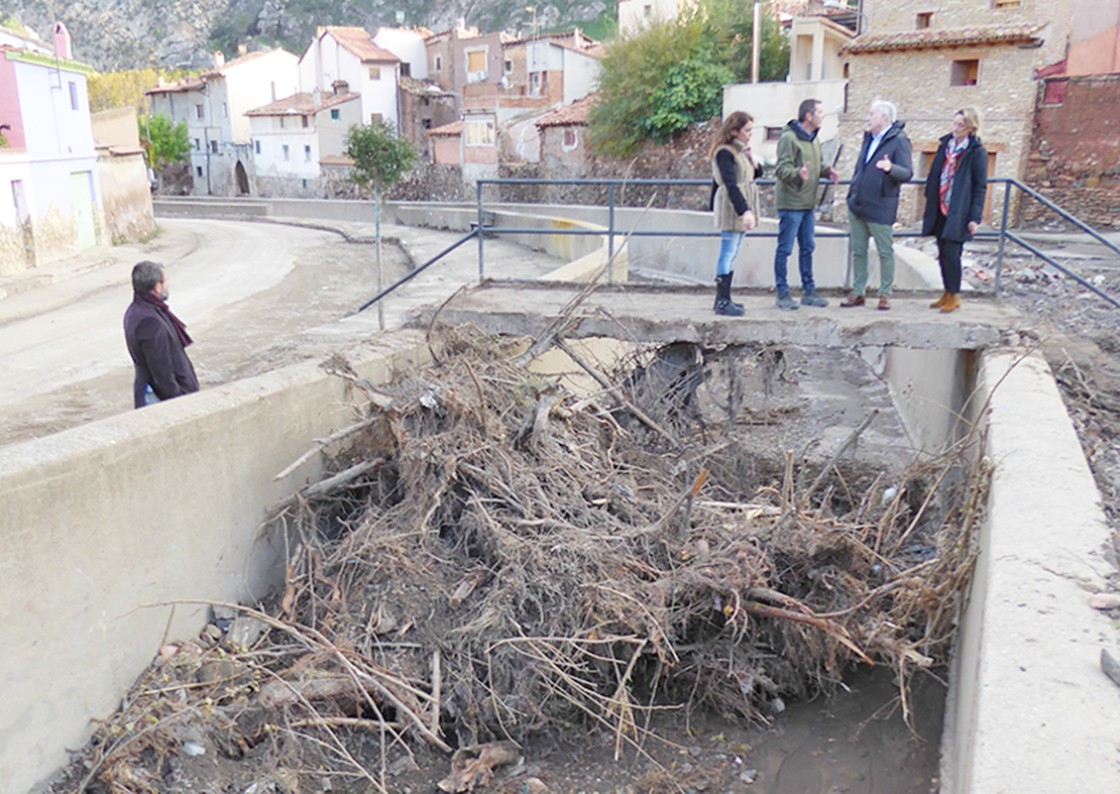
[939,136,969,216]
[137,291,193,348]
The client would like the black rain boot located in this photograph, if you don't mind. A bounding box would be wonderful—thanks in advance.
[714,272,745,317]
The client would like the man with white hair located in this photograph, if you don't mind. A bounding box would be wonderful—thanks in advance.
[840,99,913,310]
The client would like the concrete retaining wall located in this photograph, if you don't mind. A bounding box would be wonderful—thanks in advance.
[941,350,1120,793]
[0,333,429,793]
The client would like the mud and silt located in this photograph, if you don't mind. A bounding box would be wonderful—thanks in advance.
[51,326,980,793]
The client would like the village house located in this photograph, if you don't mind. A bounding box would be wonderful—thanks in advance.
[371,27,458,159]
[535,92,597,175]
[91,107,155,244]
[1023,0,1120,226]
[722,4,857,165]
[427,29,602,180]
[298,27,401,131]
[838,0,1075,225]
[147,48,299,197]
[245,85,363,197]
[0,22,105,274]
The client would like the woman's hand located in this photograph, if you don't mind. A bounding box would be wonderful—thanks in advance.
[742,211,756,231]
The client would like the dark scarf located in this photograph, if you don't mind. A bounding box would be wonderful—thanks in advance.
[137,291,193,348]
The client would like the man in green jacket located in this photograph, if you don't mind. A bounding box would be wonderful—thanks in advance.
[772,98,839,310]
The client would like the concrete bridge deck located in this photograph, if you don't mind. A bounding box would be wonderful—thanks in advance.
[412,281,1027,351]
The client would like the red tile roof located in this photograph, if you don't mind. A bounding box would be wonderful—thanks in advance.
[843,24,1044,54]
[245,91,359,116]
[324,26,400,63]
[535,93,597,128]
[428,120,464,137]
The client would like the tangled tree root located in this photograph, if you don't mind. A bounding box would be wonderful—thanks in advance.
[68,324,988,793]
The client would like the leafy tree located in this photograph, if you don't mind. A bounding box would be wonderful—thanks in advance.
[588,0,790,157]
[138,113,190,189]
[344,120,417,329]
[89,67,201,113]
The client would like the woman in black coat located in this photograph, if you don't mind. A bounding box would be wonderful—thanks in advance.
[922,107,987,313]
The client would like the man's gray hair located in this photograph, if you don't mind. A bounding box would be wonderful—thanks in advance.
[870,99,897,124]
[132,260,164,293]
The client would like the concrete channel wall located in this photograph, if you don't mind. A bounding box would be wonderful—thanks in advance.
[0,334,429,793]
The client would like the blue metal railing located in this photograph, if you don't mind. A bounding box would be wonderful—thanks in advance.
[356,176,1120,312]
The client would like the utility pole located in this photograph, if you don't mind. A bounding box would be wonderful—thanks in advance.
[751,1,761,83]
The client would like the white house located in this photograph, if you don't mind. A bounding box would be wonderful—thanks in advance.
[246,86,363,197]
[298,27,401,132]
[0,22,104,273]
[147,48,298,196]
[372,26,431,80]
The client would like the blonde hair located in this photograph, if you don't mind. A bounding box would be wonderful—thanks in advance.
[956,106,982,136]
[709,111,753,159]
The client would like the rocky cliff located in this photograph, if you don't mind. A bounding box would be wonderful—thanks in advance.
[3,0,610,71]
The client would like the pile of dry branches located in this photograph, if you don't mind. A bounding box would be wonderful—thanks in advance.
[71,324,987,793]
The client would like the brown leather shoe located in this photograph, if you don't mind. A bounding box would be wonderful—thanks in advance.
[839,294,865,308]
[878,296,891,311]
[929,292,948,309]
[940,293,961,313]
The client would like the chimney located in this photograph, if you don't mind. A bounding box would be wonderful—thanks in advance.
[213,50,225,69]
[332,79,350,96]
[312,86,322,107]
[52,21,72,60]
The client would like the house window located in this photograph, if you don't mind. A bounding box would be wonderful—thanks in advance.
[68,81,78,110]
[466,48,487,81]
[369,66,381,80]
[330,108,340,120]
[195,104,204,119]
[992,0,1021,7]
[282,144,290,161]
[951,59,980,86]
[434,55,442,71]
[504,59,513,73]
[1042,78,1068,105]
[194,138,201,150]
[562,128,577,148]
[209,140,218,153]
[302,179,308,189]
[222,102,228,117]
[401,63,411,77]
[422,118,432,129]
[302,115,309,128]
[371,113,383,124]
[254,140,260,154]
[464,117,495,146]
[196,166,203,177]
[765,126,784,141]
[916,12,933,29]
[530,72,541,96]
[304,144,312,162]
[643,4,652,16]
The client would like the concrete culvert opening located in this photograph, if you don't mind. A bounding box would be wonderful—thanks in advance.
[49,325,987,793]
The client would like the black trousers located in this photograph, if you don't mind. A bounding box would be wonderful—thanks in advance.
[933,213,963,294]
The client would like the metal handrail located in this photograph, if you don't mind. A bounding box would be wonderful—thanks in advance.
[355,175,1119,312]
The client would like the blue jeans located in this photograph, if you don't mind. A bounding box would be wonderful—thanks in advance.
[715,231,745,277]
[773,209,816,294]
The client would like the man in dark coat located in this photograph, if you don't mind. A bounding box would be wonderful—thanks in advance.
[841,100,913,311]
[123,260,199,408]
